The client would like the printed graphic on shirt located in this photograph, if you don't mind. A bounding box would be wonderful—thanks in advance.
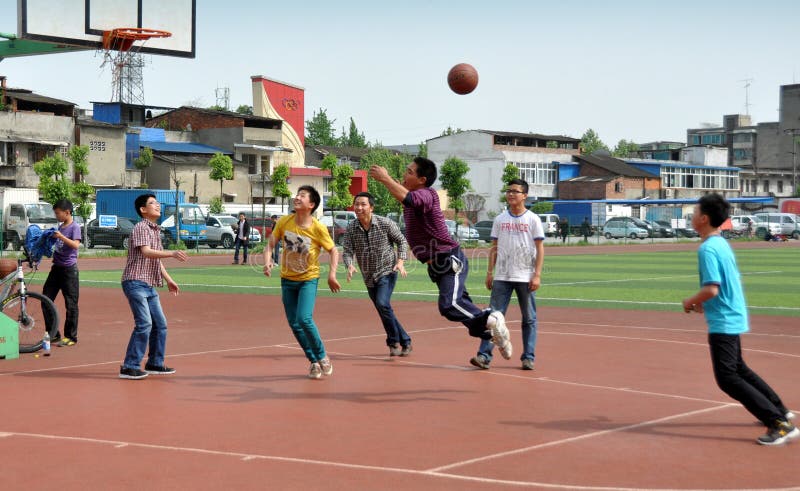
[282,230,311,274]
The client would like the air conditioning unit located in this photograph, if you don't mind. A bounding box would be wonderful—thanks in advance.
[665,188,674,198]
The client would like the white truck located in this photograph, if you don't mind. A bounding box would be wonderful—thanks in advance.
[1,188,59,251]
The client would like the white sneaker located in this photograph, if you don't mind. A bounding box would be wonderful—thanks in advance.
[488,311,512,360]
[308,362,322,379]
[787,411,796,421]
[319,357,333,376]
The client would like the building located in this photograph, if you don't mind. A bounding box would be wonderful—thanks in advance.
[0,82,73,187]
[558,154,661,200]
[686,83,800,198]
[427,130,580,220]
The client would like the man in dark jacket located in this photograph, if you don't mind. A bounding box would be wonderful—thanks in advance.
[232,212,251,264]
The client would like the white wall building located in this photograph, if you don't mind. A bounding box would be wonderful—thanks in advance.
[427,130,580,220]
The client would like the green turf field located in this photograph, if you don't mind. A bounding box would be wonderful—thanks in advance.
[69,248,799,317]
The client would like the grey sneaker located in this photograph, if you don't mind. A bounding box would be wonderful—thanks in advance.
[399,344,412,357]
[319,357,333,376]
[521,359,535,371]
[308,362,322,379]
[487,311,512,360]
[757,420,799,445]
[787,411,796,421]
[470,354,490,370]
[389,344,402,356]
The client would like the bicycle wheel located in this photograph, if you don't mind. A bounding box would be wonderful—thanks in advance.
[1,292,60,353]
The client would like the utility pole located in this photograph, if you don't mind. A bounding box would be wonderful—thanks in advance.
[785,129,799,197]
[739,78,754,115]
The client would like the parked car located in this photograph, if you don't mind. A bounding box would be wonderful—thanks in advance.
[473,220,494,241]
[85,216,171,250]
[537,214,559,237]
[603,217,648,239]
[652,220,676,238]
[206,214,237,248]
[752,215,787,239]
[445,220,480,240]
[753,212,800,239]
[319,215,348,244]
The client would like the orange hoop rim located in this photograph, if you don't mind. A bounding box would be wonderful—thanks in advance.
[102,28,172,51]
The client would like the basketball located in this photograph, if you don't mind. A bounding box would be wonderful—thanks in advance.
[447,63,479,95]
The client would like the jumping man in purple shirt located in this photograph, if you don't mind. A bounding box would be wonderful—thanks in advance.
[370,157,512,360]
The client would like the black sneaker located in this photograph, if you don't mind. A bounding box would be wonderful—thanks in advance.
[119,366,148,380]
[757,420,800,445]
[144,364,176,375]
[470,355,490,370]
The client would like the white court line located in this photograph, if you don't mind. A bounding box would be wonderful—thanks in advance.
[4,427,798,491]
[426,405,734,473]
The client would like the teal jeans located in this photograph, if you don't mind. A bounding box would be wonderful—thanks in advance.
[281,278,326,362]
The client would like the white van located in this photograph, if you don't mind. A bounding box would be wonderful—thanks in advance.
[537,214,559,237]
[753,213,800,239]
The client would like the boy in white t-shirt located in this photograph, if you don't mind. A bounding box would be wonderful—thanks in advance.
[472,179,545,370]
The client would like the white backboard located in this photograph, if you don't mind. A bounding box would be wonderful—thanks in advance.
[18,0,196,58]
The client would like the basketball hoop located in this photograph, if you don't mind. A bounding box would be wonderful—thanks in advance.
[99,28,172,104]
[102,28,172,53]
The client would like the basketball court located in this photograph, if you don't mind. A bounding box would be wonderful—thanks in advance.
[1,254,798,490]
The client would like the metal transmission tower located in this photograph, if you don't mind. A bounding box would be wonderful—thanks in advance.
[110,52,146,104]
[215,86,230,110]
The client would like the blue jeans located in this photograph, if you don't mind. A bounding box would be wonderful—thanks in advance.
[478,280,538,362]
[367,271,411,347]
[122,280,168,369]
[281,278,326,362]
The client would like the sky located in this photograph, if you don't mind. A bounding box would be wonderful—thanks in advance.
[1,0,799,148]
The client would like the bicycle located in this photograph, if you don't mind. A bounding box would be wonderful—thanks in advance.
[0,251,60,353]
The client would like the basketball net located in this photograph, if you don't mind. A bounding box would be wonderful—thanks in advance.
[98,28,172,104]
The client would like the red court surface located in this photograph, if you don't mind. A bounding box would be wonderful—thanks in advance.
[1,252,798,490]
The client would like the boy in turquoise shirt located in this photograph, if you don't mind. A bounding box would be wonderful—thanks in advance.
[682,193,796,445]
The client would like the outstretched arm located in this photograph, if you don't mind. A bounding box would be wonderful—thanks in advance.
[370,165,409,203]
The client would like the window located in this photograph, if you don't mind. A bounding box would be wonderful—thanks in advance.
[661,166,738,190]
[777,180,783,193]
[763,180,769,192]
[690,135,700,145]
[513,162,556,185]
[701,134,725,145]
[243,154,257,174]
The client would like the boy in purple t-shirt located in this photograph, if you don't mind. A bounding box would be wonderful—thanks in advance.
[43,199,81,346]
[370,157,512,360]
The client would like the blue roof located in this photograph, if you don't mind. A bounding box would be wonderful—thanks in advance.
[141,141,231,155]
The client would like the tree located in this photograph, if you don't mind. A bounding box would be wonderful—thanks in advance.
[208,152,234,201]
[134,146,153,187]
[463,193,485,224]
[271,163,292,214]
[546,140,559,148]
[235,104,253,115]
[580,128,609,155]
[612,139,639,158]
[33,145,93,229]
[500,162,519,204]
[440,126,463,136]
[209,196,224,214]
[439,156,471,235]
[339,117,367,148]
[305,108,338,146]
[529,201,554,214]
[207,104,226,111]
[418,141,428,158]
[320,153,354,212]
[359,148,409,216]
